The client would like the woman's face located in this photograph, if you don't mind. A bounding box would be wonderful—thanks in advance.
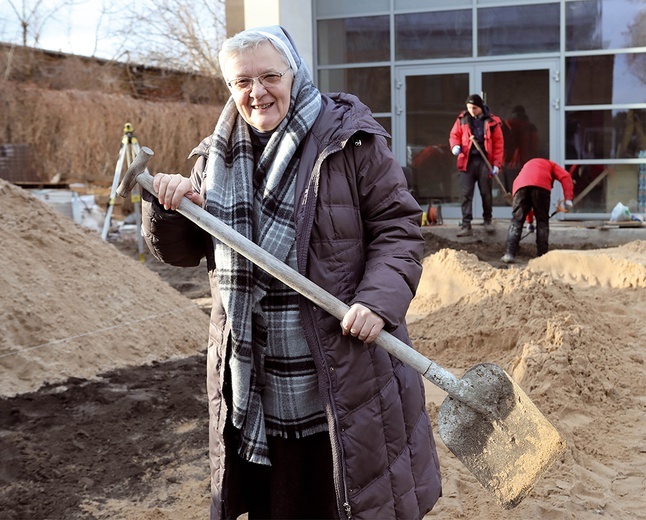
[224,42,294,132]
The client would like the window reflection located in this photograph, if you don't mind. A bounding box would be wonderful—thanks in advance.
[396,10,472,60]
[566,54,646,105]
[318,67,391,113]
[568,164,643,213]
[566,0,646,51]
[565,109,646,160]
[405,74,469,204]
[317,17,389,65]
[478,4,559,56]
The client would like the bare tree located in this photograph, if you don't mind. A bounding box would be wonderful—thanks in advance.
[6,0,82,47]
[114,0,226,77]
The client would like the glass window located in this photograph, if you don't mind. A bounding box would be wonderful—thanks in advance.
[318,67,391,114]
[375,117,392,137]
[374,117,393,149]
[316,0,389,18]
[565,109,646,160]
[478,4,560,56]
[405,73,469,204]
[317,16,389,65]
[395,10,472,60]
[567,163,644,214]
[395,0,470,10]
[566,54,646,105]
[566,0,646,51]
[482,69,551,164]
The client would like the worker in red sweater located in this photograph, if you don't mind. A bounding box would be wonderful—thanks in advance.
[449,94,504,236]
[501,158,574,263]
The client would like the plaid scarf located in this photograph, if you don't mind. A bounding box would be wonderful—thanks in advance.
[204,70,322,465]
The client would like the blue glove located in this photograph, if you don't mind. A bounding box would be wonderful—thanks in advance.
[527,223,535,233]
[451,145,461,156]
[564,200,573,210]
[491,166,499,176]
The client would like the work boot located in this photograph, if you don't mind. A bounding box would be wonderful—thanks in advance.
[501,253,515,264]
[536,225,549,257]
[457,227,473,237]
[505,222,523,258]
[483,221,495,234]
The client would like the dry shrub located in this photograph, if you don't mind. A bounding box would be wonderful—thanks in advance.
[0,78,223,184]
[39,54,128,94]
[0,44,226,105]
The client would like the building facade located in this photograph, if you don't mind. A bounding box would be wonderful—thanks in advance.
[240,0,646,220]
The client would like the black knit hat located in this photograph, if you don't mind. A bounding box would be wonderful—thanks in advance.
[465,94,484,109]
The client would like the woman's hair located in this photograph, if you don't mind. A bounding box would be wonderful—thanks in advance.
[219,30,295,78]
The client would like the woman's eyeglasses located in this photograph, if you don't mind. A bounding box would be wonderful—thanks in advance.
[227,68,291,92]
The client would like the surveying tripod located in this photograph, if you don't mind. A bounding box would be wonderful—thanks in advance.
[101,123,146,261]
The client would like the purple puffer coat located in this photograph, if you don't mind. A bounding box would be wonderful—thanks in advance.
[142,92,442,519]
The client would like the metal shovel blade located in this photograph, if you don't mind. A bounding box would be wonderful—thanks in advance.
[438,363,566,509]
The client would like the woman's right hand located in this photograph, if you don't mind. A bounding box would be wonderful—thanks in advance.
[153,173,204,211]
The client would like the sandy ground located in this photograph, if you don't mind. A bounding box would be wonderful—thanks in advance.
[1,177,645,519]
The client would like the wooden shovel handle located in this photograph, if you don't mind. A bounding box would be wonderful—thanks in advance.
[469,136,509,196]
[130,161,483,409]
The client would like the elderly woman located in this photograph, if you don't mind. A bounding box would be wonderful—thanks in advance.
[142,25,441,520]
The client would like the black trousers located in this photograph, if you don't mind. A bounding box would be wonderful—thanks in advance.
[223,424,338,520]
[506,186,551,257]
[460,156,493,227]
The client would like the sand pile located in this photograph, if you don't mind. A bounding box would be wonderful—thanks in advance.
[2,174,646,519]
[0,179,209,397]
[528,242,646,288]
[409,247,646,519]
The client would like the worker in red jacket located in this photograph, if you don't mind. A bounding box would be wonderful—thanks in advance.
[449,94,504,236]
[501,158,574,263]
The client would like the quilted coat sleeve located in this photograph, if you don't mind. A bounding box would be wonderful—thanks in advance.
[349,134,424,330]
[141,154,209,267]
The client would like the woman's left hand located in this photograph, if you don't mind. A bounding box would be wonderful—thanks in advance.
[341,304,385,344]
[153,172,204,211]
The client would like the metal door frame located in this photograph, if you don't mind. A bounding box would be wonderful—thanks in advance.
[394,58,561,220]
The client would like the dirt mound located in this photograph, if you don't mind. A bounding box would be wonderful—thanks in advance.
[527,240,646,288]
[2,176,646,519]
[0,179,209,397]
[407,246,646,519]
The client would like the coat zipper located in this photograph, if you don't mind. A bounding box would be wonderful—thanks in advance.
[323,361,352,519]
[298,139,354,519]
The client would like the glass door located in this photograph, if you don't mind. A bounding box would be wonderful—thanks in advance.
[395,64,469,220]
[395,59,559,220]
[479,63,555,214]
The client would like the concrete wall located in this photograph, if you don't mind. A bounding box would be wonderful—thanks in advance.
[242,0,314,75]
[225,0,245,37]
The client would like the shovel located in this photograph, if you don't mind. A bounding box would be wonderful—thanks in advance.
[469,136,514,205]
[118,147,566,510]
